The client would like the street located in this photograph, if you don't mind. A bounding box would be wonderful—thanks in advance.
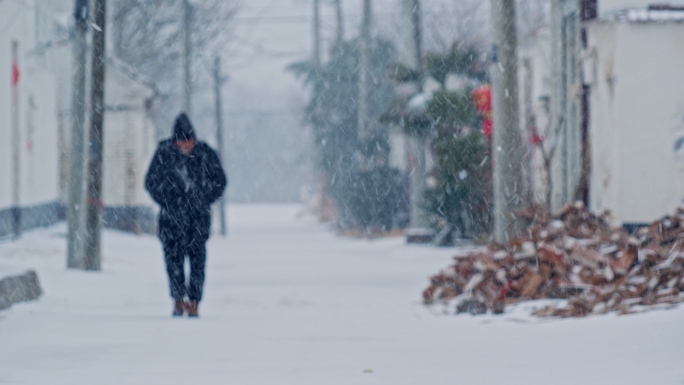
[1,205,683,385]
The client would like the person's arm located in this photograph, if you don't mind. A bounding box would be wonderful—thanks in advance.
[200,147,227,205]
[145,147,183,208]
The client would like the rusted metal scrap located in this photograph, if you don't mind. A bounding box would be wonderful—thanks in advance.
[422,203,684,318]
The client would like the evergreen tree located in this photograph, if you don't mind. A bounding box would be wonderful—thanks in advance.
[289,38,405,231]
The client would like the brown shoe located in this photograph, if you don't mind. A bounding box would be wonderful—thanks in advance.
[187,300,199,318]
[172,299,185,317]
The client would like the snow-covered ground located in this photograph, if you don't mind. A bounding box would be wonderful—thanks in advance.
[1,205,683,385]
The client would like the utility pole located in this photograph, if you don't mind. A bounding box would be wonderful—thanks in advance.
[334,0,344,43]
[83,0,107,271]
[551,0,582,208]
[405,0,431,242]
[213,56,227,237]
[410,0,421,71]
[313,0,321,67]
[490,0,526,242]
[67,0,89,268]
[357,0,371,140]
[576,0,598,204]
[183,0,192,117]
[11,41,20,239]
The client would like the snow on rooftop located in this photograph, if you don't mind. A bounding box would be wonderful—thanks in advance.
[602,6,684,23]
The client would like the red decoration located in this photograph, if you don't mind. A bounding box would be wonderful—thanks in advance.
[11,63,20,86]
[471,85,492,137]
[530,132,544,145]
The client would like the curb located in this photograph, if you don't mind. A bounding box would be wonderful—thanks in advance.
[0,270,42,311]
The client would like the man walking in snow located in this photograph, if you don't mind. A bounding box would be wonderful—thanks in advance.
[145,113,227,318]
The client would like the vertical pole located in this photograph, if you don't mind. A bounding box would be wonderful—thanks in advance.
[334,0,344,43]
[313,0,321,67]
[11,41,21,239]
[490,0,526,242]
[183,0,192,117]
[547,0,562,210]
[214,56,227,237]
[410,0,422,73]
[406,0,430,235]
[576,0,597,204]
[83,0,107,271]
[522,58,536,206]
[357,0,371,140]
[551,0,582,208]
[67,0,88,268]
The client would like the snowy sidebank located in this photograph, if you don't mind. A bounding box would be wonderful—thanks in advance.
[0,205,683,385]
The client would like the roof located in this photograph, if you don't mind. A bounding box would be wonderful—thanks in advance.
[601,5,684,23]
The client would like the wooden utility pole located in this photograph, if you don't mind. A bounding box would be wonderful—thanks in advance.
[67,0,89,268]
[213,56,227,237]
[410,0,421,70]
[183,0,192,117]
[406,0,431,237]
[313,0,321,67]
[83,0,107,271]
[547,0,583,209]
[576,0,598,205]
[490,0,526,242]
[358,0,372,139]
[334,0,344,43]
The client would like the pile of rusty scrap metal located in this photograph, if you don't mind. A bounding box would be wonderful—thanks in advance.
[422,202,684,317]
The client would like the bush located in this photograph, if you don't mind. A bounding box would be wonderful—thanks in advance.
[333,166,406,232]
[425,131,492,239]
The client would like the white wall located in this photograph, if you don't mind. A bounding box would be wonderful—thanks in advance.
[102,108,155,207]
[616,24,684,222]
[520,31,561,206]
[100,67,156,208]
[600,0,684,16]
[588,23,621,219]
[0,0,60,210]
[589,22,684,223]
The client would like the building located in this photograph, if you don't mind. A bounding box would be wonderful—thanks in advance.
[51,31,158,234]
[520,1,684,227]
[0,0,62,238]
[586,5,684,227]
[1,0,158,238]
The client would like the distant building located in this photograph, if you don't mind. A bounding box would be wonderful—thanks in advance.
[51,35,158,234]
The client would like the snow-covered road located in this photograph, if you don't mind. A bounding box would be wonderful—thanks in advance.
[1,205,683,385]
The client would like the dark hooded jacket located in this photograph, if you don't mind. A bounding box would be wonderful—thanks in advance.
[145,137,227,243]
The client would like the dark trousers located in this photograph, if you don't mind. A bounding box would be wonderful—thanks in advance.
[163,238,207,302]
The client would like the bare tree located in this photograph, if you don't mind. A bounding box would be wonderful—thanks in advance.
[379,0,548,64]
[110,0,240,135]
[422,0,490,53]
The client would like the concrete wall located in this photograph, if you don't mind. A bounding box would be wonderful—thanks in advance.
[588,21,684,224]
